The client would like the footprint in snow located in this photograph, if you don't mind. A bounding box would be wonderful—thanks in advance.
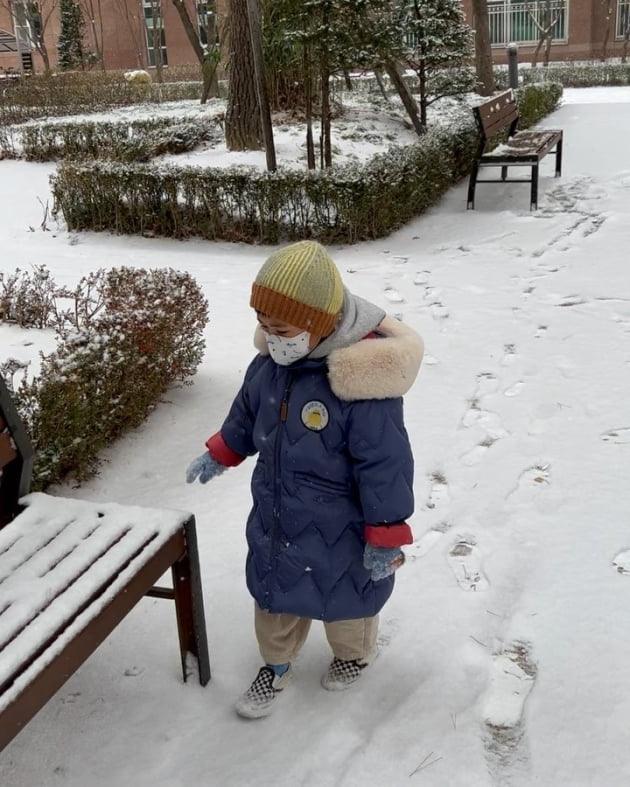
[410,521,451,559]
[601,427,630,444]
[612,550,630,574]
[426,473,449,510]
[482,642,537,767]
[447,539,489,592]
[461,406,508,440]
[430,303,449,320]
[461,440,495,467]
[384,287,404,303]
[414,271,430,286]
[507,464,551,501]
[501,344,517,366]
[475,372,499,397]
[503,380,524,397]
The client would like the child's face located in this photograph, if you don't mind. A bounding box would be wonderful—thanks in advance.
[256,312,321,349]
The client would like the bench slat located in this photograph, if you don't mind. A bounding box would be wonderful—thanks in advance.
[0,529,187,749]
[474,90,518,139]
[0,493,191,704]
[481,130,563,163]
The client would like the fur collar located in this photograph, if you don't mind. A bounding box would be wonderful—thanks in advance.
[253,315,423,401]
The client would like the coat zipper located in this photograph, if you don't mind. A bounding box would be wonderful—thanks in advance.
[270,374,294,592]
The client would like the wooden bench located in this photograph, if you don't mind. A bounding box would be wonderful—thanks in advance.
[0,377,211,752]
[467,89,563,211]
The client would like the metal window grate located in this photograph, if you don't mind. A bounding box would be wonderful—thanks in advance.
[488,0,568,46]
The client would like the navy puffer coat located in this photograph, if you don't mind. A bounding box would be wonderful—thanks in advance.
[217,308,423,622]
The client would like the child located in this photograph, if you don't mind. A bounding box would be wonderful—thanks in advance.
[186,240,423,719]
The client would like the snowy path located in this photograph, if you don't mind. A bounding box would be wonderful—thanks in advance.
[2,90,630,787]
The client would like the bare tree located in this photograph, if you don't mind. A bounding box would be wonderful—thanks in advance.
[471,0,494,95]
[2,0,58,74]
[171,0,221,103]
[527,0,561,67]
[623,19,630,63]
[246,0,275,170]
[600,0,614,60]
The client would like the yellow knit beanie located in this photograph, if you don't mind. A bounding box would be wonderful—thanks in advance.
[250,241,344,336]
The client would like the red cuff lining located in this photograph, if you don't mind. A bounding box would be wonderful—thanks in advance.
[205,432,245,467]
[365,522,413,548]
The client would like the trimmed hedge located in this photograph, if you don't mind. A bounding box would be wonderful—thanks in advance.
[0,71,205,126]
[8,266,208,489]
[3,116,223,162]
[51,82,563,245]
[519,63,630,87]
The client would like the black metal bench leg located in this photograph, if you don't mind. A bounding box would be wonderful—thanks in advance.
[501,165,508,182]
[555,134,563,177]
[530,164,539,210]
[172,515,211,686]
[467,162,479,209]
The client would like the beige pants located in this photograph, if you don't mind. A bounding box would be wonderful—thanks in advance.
[254,603,379,664]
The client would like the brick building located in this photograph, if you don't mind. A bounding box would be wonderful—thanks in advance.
[461,0,630,63]
[0,0,227,75]
[0,0,628,77]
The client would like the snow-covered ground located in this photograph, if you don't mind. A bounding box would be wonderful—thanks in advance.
[1,86,630,787]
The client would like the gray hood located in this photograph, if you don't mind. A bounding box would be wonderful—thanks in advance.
[308,287,385,358]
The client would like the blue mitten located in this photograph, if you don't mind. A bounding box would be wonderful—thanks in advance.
[363,544,406,581]
[185,452,226,484]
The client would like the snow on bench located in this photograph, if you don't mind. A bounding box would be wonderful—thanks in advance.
[0,378,210,752]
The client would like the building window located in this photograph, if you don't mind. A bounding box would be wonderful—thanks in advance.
[143,0,168,67]
[197,1,209,47]
[488,0,568,46]
[618,0,630,38]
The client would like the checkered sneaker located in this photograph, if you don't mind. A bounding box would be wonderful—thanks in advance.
[321,657,368,691]
[235,665,293,719]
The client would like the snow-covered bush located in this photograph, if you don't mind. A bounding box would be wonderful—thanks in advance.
[496,62,630,88]
[124,70,152,85]
[0,265,68,328]
[0,71,204,126]
[8,267,208,488]
[51,82,562,245]
[14,117,222,162]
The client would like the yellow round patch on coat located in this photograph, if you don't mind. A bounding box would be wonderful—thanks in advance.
[301,400,329,431]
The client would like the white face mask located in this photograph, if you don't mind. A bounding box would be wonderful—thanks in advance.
[265,331,311,365]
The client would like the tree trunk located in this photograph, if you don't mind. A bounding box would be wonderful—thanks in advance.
[418,63,427,128]
[384,60,425,136]
[373,68,390,102]
[532,36,544,67]
[225,0,262,150]
[601,1,613,60]
[171,0,219,102]
[171,0,205,60]
[246,0,276,171]
[37,43,51,74]
[304,46,315,170]
[320,65,331,168]
[544,33,552,66]
[471,0,494,95]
